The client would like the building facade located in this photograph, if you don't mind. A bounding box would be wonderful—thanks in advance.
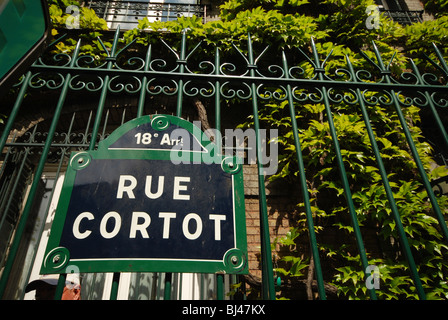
[1,0,448,300]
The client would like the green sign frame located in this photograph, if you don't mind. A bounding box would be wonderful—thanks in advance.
[0,0,51,93]
[41,115,248,275]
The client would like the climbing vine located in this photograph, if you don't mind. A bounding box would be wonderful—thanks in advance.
[47,0,448,300]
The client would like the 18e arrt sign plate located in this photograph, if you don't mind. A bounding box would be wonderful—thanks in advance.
[41,115,248,275]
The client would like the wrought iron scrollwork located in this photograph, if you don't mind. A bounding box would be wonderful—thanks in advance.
[25,28,447,102]
[20,27,448,118]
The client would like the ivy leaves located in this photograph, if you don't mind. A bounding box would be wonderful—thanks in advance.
[46,0,448,300]
[48,0,108,31]
[125,7,327,50]
[254,72,448,299]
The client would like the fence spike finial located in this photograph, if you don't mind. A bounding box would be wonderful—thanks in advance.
[431,42,448,77]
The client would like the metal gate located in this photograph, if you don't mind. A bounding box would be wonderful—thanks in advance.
[1,28,448,300]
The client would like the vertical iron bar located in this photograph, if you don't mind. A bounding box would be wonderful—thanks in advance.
[175,30,187,117]
[54,273,66,300]
[309,39,377,299]
[409,59,448,243]
[0,130,16,177]
[246,35,276,300]
[0,40,82,299]
[104,1,109,20]
[109,272,121,300]
[215,47,225,301]
[36,114,75,301]
[216,274,224,300]
[89,27,121,150]
[162,29,188,301]
[0,127,34,236]
[164,272,172,300]
[0,148,31,241]
[432,43,448,77]
[23,152,71,299]
[214,46,223,162]
[346,55,410,300]
[137,44,152,117]
[86,29,122,301]
[214,47,221,134]
[309,42,377,299]
[281,51,327,299]
[0,72,32,152]
[371,42,426,299]
[389,91,427,300]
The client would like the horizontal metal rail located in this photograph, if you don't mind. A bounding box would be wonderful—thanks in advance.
[26,66,448,95]
[1,28,448,300]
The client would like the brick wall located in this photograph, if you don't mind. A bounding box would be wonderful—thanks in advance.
[405,0,424,11]
[243,165,295,278]
[405,0,434,21]
[242,164,395,283]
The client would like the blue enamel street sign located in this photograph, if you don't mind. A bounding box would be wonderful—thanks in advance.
[41,115,248,274]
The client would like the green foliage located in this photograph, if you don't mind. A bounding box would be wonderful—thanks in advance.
[124,7,327,50]
[47,0,448,300]
[404,15,448,63]
[219,0,448,300]
[48,0,108,31]
[423,0,448,17]
[47,0,109,61]
[260,86,448,299]
[273,228,309,278]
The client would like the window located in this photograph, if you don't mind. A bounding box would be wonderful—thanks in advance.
[85,0,205,30]
[375,0,423,25]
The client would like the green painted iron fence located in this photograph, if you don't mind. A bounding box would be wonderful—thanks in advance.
[0,28,448,300]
